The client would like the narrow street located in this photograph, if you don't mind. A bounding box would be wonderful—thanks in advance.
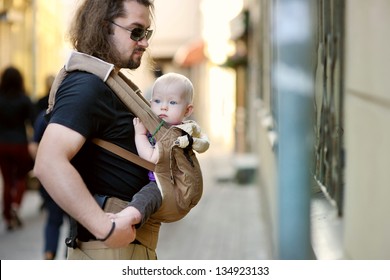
[0,147,271,260]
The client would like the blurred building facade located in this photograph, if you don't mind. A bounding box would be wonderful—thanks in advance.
[238,0,390,259]
[0,0,68,99]
[1,0,389,260]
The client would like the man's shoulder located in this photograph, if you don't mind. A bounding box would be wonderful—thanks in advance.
[66,70,104,84]
[61,71,108,94]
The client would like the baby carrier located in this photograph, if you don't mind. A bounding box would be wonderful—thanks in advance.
[48,51,206,249]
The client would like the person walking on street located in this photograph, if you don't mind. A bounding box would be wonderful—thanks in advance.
[0,66,34,231]
[34,0,163,260]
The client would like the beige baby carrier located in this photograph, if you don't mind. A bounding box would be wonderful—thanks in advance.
[48,51,205,250]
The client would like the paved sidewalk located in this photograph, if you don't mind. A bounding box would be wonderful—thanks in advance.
[0,190,69,260]
[0,148,272,260]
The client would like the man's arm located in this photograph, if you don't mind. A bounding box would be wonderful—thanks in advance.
[34,123,138,247]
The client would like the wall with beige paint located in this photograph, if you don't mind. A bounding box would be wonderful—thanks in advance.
[343,0,390,259]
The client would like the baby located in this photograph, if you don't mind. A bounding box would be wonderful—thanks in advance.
[133,72,209,167]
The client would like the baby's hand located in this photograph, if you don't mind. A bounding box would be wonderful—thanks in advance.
[133,117,148,135]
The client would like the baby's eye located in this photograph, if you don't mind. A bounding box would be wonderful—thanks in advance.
[153,99,161,104]
[169,101,178,105]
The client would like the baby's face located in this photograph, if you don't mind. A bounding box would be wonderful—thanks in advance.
[150,83,191,125]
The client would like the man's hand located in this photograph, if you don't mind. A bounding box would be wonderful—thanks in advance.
[103,206,142,248]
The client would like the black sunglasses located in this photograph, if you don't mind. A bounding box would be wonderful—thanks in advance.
[109,21,153,42]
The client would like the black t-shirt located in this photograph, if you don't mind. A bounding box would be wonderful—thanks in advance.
[48,71,149,201]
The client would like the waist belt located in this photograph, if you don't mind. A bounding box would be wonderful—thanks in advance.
[66,196,130,248]
[103,196,129,213]
[76,239,141,250]
[103,196,161,250]
[66,195,161,251]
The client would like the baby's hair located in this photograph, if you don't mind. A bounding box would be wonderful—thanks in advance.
[152,73,194,103]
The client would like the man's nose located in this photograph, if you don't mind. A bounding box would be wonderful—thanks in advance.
[137,37,149,48]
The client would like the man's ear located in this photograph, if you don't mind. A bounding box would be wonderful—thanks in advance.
[185,104,194,117]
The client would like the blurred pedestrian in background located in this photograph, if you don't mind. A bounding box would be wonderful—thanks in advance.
[33,74,55,120]
[0,66,34,231]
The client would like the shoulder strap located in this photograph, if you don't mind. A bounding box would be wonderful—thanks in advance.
[106,71,168,141]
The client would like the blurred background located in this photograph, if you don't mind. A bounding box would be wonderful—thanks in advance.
[1,0,390,260]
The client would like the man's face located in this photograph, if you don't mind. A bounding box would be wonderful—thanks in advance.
[110,1,152,69]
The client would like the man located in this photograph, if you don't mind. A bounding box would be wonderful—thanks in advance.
[34,0,161,259]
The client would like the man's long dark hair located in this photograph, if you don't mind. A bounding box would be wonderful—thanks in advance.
[68,0,154,66]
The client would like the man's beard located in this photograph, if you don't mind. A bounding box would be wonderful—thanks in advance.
[127,59,141,69]
[126,48,145,69]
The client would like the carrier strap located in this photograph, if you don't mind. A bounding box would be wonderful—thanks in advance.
[106,71,169,141]
[92,138,155,171]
